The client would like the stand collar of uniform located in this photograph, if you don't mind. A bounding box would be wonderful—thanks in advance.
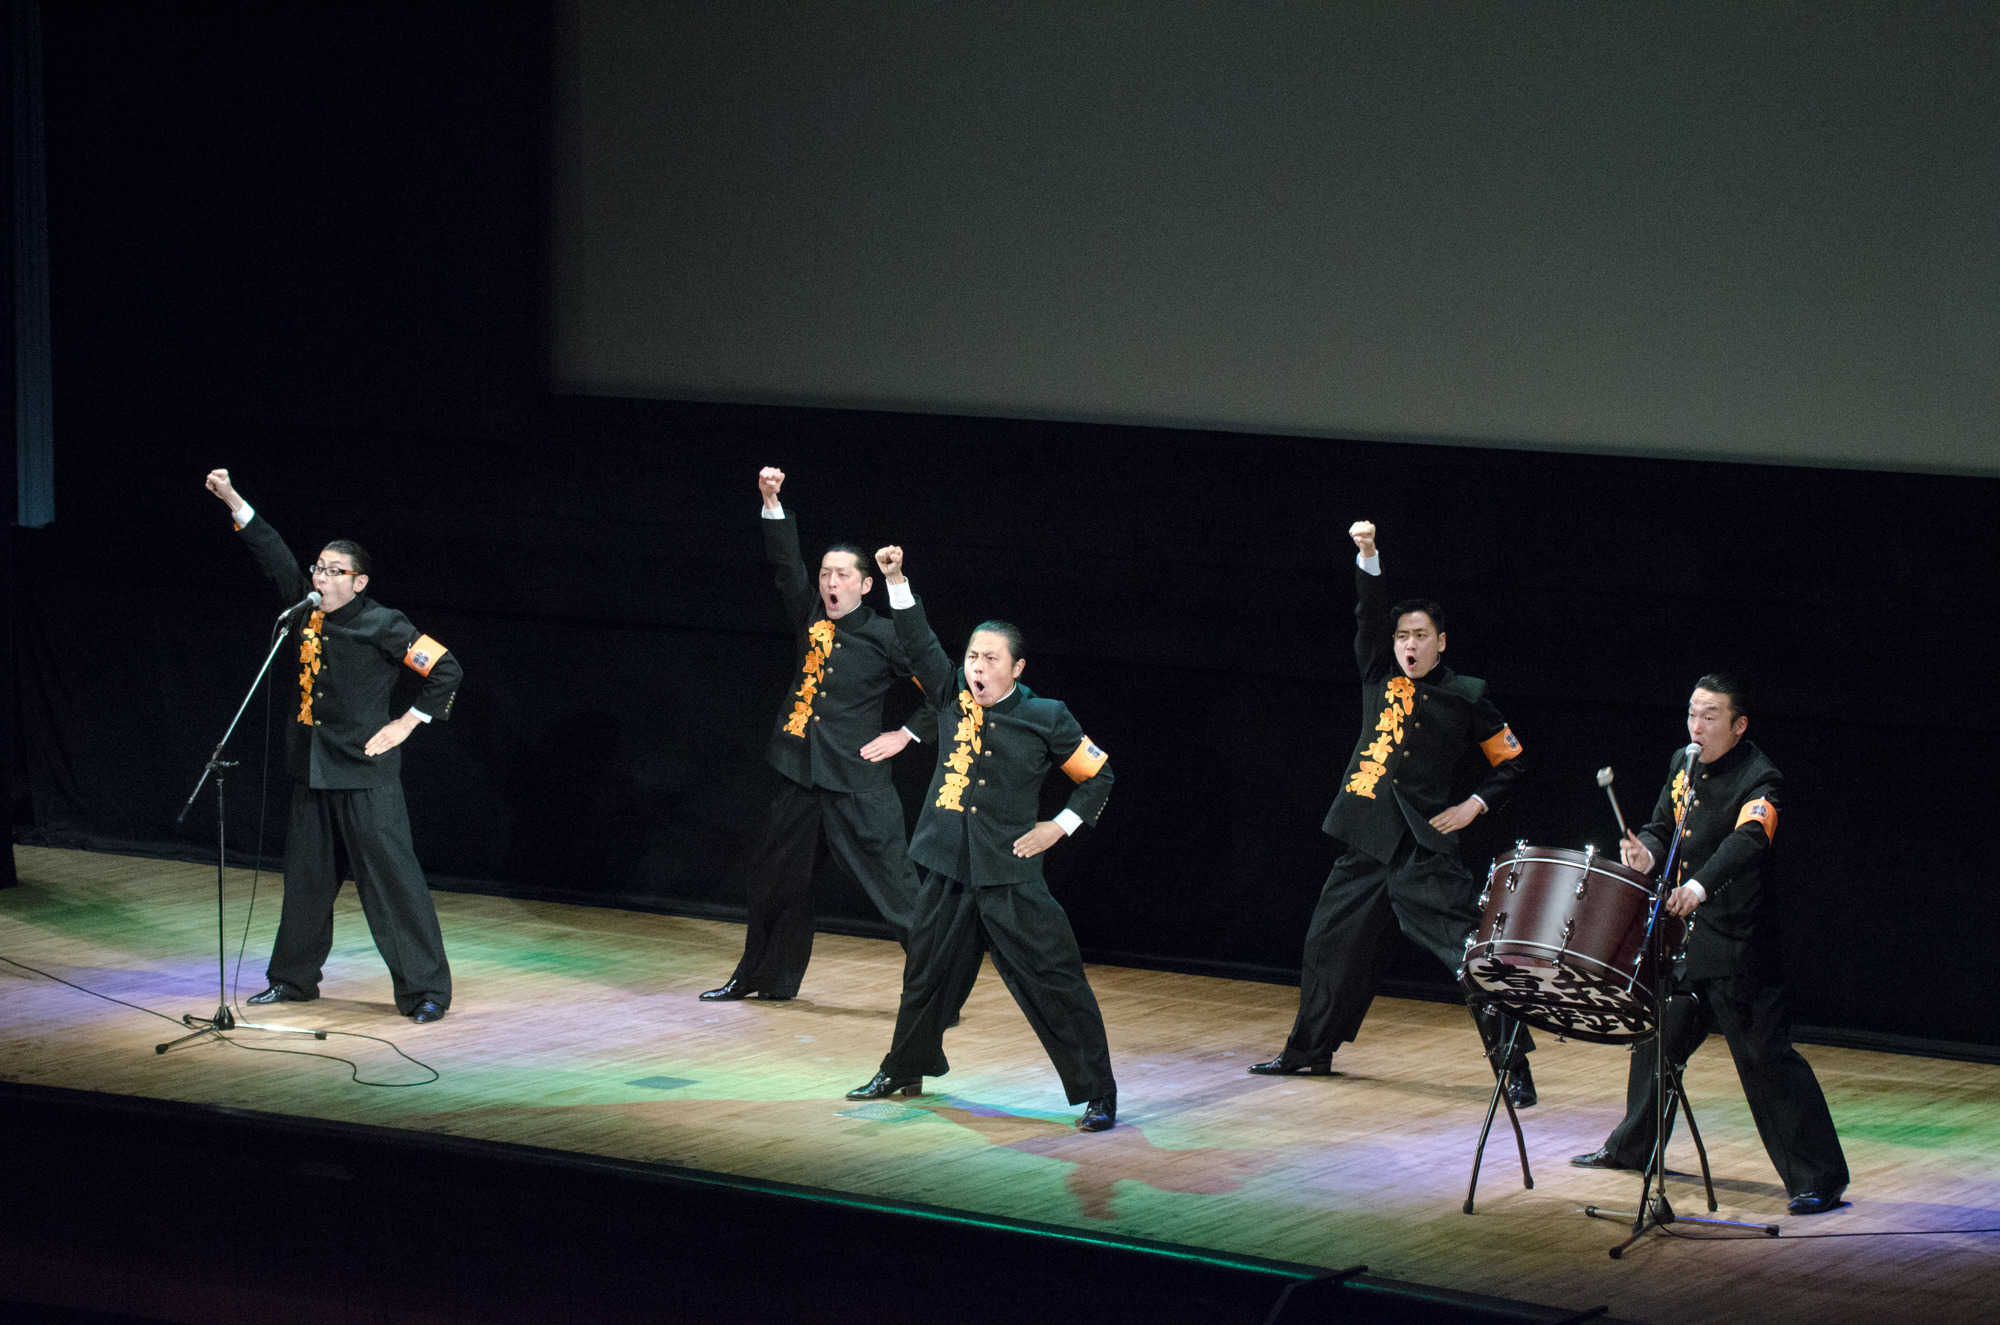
[324,594,366,625]
[822,602,874,628]
[1407,661,1456,687]
[958,670,1029,715]
[1700,738,1754,777]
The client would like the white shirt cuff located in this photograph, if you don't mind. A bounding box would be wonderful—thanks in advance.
[1054,808,1083,836]
[761,503,785,520]
[1358,551,1381,576]
[1684,880,1706,903]
[900,725,920,744]
[1469,793,1488,814]
[887,579,915,610]
[233,502,256,526]
[408,708,433,724]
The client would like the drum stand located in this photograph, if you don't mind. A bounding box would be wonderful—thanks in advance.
[1581,787,1780,1255]
[1461,1012,1533,1214]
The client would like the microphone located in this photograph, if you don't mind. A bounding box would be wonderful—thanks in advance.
[277,590,322,622]
[1684,741,1703,770]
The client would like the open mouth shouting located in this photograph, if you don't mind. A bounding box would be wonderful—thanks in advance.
[963,626,1024,707]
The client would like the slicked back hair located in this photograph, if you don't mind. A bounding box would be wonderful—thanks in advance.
[968,620,1026,664]
[822,543,872,579]
[1389,598,1446,634]
[321,539,372,578]
[1694,672,1749,721]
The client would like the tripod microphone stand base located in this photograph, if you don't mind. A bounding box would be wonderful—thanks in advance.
[156,1007,328,1054]
[155,1004,236,1054]
[1585,1194,1780,1258]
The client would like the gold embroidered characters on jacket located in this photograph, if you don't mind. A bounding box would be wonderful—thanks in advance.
[1670,768,1691,825]
[1345,675,1416,799]
[782,618,838,737]
[296,609,325,725]
[936,689,984,811]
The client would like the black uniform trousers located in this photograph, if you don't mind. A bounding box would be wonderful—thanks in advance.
[880,868,1117,1106]
[729,778,922,999]
[268,783,452,1015]
[1602,975,1849,1196]
[1285,836,1531,1069]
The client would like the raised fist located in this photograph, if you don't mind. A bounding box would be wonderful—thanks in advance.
[874,544,905,581]
[205,468,241,508]
[758,467,786,498]
[1349,520,1377,558]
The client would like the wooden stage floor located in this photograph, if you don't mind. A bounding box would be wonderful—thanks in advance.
[4,846,1998,1323]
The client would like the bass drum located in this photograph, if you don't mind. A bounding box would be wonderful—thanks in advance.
[1458,842,1685,1045]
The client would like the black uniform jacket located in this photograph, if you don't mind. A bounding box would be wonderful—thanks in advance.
[1633,739,1782,980]
[759,512,918,794]
[1321,565,1527,864]
[238,513,461,791]
[894,596,1113,889]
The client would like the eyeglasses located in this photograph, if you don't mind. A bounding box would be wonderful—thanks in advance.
[308,563,361,578]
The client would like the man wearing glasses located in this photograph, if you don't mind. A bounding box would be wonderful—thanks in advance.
[205,468,461,1023]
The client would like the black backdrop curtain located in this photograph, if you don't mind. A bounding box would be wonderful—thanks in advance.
[17,396,2000,1051]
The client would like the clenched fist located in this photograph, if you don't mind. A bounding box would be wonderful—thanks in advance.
[759,467,786,509]
[1349,520,1377,558]
[205,468,241,508]
[875,544,905,582]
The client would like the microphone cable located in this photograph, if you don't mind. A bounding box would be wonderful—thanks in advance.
[0,615,440,1088]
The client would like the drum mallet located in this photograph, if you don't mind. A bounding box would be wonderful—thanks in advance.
[1596,767,1632,840]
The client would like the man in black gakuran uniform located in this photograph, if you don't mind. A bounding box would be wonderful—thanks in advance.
[1571,675,1849,1216]
[700,467,928,1002]
[845,543,1119,1132]
[204,469,461,1023]
[1249,520,1537,1103]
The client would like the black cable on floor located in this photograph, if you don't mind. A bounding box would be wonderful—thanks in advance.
[0,952,439,1088]
[1647,1219,2000,1244]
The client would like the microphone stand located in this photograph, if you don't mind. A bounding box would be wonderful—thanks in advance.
[1584,750,1776,1253]
[157,615,327,1054]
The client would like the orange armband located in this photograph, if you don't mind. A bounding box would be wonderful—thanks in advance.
[1061,737,1108,783]
[1479,726,1523,766]
[404,634,447,677]
[1735,798,1777,840]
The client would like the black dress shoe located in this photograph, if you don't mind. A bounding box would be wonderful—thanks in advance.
[1787,1188,1846,1216]
[247,983,308,1005]
[845,1072,923,1100]
[753,989,795,1002]
[699,979,750,1001]
[410,998,447,1023]
[1501,1061,1537,1108]
[1077,1095,1116,1132]
[1570,1146,1639,1170]
[1247,1053,1332,1076]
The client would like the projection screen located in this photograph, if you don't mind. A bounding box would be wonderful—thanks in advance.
[553,3,1998,474]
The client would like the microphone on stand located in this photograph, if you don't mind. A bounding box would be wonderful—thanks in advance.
[277,589,322,622]
[1684,741,1703,771]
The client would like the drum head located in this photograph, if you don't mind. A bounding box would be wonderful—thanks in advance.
[1459,842,1678,1045]
[1461,958,1656,1045]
